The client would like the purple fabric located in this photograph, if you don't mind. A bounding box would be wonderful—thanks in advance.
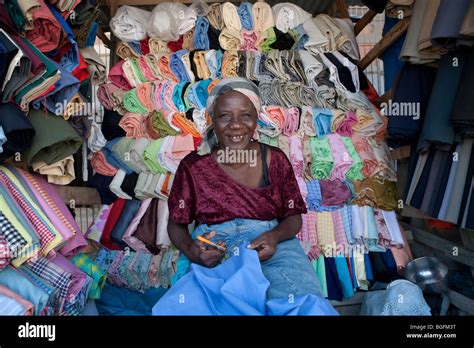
[16,168,87,257]
[319,179,352,207]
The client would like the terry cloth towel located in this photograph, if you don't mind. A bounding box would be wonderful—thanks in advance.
[222,2,242,33]
[108,60,133,91]
[32,155,75,185]
[116,41,141,60]
[123,88,149,114]
[146,2,187,42]
[273,3,311,34]
[110,5,151,42]
[119,112,148,139]
[91,150,118,176]
[0,102,35,162]
[207,3,224,30]
[194,17,210,50]
[79,47,106,85]
[219,28,242,51]
[25,0,62,53]
[23,109,82,166]
[238,2,253,30]
[149,38,170,55]
[252,1,274,33]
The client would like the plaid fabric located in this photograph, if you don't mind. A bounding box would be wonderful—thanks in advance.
[316,211,335,257]
[332,209,349,251]
[306,180,322,211]
[0,234,10,270]
[71,253,107,300]
[340,205,353,244]
[18,266,61,314]
[0,172,54,256]
[26,257,72,314]
[298,212,319,260]
[0,212,27,254]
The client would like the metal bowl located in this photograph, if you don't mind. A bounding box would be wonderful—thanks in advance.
[404,257,449,295]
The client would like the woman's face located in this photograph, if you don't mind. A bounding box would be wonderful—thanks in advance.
[212,91,258,150]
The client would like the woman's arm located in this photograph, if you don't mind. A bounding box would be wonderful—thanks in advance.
[248,214,302,261]
[168,218,225,267]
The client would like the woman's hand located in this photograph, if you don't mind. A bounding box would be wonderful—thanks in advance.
[184,231,226,268]
[248,232,278,261]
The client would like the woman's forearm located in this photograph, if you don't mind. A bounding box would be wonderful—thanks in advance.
[269,214,302,243]
[167,218,194,255]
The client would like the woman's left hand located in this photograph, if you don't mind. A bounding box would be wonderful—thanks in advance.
[248,232,278,261]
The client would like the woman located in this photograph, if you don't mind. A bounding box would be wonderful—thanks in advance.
[167,77,323,301]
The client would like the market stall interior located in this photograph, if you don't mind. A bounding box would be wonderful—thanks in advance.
[0,0,473,316]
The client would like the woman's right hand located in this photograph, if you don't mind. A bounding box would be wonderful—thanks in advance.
[184,231,226,268]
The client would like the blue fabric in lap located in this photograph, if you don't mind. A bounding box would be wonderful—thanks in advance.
[153,242,338,315]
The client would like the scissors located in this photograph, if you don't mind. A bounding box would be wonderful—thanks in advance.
[196,235,227,252]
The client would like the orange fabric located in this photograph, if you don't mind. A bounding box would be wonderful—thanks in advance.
[171,112,201,138]
[158,54,179,82]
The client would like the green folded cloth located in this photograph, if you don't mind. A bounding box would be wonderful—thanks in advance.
[151,111,179,137]
[309,136,333,179]
[131,58,148,84]
[111,137,141,173]
[340,136,364,181]
[142,138,167,174]
[71,253,107,300]
[123,89,149,114]
[23,110,82,166]
[258,133,279,147]
[260,28,277,53]
[6,0,26,32]
[15,38,59,105]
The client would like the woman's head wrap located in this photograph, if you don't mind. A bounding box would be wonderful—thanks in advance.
[199,77,261,155]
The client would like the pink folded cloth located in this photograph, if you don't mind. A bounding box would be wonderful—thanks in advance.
[109,60,133,91]
[97,83,119,110]
[327,133,353,180]
[283,107,300,136]
[25,0,62,52]
[119,112,148,138]
[138,56,157,81]
[335,111,357,137]
[240,30,259,51]
[351,133,378,178]
[163,82,178,111]
[136,82,155,112]
[153,80,166,110]
[91,151,118,176]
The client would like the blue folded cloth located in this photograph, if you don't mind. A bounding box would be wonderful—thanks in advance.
[194,16,210,50]
[238,2,253,30]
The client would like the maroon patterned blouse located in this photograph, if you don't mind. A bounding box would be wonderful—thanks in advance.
[168,145,307,225]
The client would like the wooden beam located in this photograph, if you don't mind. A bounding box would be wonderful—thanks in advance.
[358,17,410,70]
[390,145,411,161]
[447,290,474,315]
[355,9,377,36]
[97,27,112,49]
[56,186,102,206]
[400,222,474,268]
[336,0,350,18]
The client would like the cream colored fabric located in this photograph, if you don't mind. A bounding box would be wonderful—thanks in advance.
[32,156,75,185]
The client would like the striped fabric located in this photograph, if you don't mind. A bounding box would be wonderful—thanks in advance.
[0,172,54,256]
[22,171,77,237]
[0,294,25,315]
